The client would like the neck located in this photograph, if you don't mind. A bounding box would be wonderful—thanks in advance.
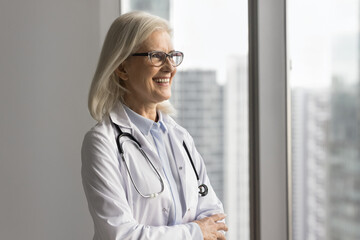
[123,100,158,122]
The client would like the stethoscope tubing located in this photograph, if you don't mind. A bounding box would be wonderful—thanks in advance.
[120,141,164,198]
[111,117,208,198]
[113,122,164,198]
[182,141,208,197]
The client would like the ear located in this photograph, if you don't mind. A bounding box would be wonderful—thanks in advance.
[114,63,129,81]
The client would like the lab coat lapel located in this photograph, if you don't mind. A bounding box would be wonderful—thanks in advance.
[168,125,196,214]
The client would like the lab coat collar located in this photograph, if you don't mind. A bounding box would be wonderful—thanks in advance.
[110,101,175,133]
[109,101,132,130]
[160,111,177,130]
[108,101,173,152]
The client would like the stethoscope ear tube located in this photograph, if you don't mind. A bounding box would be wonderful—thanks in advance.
[182,141,208,197]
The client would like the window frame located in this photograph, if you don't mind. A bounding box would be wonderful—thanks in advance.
[248,0,290,240]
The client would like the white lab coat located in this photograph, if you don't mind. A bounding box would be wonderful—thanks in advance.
[81,102,224,240]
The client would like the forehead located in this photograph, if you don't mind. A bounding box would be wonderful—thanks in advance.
[139,30,173,52]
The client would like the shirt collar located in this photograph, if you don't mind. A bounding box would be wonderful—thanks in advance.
[156,110,168,133]
[123,104,167,135]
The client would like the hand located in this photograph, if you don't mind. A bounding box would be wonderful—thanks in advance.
[194,213,228,240]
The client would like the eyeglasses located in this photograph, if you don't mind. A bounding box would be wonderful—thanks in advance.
[132,51,184,67]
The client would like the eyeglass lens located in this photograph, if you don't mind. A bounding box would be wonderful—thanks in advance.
[150,52,183,67]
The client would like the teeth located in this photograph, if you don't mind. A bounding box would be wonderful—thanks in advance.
[154,78,170,83]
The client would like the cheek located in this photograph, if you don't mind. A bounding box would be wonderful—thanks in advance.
[130,69,155,88]
[146,68,160,79]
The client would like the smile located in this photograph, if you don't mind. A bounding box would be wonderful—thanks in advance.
[153,78,170,83]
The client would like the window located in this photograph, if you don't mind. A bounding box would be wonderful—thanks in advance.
[121,1,250,239]
[288,0,360,239]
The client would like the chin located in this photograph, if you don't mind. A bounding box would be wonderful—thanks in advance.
[160,91,171,101]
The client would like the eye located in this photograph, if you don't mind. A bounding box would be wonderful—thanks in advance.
[151,52,164,60]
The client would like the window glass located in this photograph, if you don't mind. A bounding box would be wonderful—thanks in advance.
[288,1,360,239]
[121,1,249,239]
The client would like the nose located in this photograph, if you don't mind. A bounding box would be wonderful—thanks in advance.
[161,57,176,72]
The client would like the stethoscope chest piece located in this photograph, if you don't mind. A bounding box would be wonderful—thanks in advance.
[199,184,208,197]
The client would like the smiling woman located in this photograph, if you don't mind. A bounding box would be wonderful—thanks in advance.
[114,30,178,119]
[87,11,173,122]
[81,11,228,240]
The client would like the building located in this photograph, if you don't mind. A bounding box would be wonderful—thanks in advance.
[327,79,360,240]
[224,55,249,240]
[291,88,329,240]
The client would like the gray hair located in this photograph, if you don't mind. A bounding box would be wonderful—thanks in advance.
[88,11,174,122]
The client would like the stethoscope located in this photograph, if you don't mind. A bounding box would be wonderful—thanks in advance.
[111,118,208,198]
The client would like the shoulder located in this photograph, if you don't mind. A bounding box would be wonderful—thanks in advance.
[81,119,123,185]
[83,118,115,145]
[81,117,118,165]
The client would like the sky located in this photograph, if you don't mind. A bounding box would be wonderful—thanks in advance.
[172,0,248,84]
[288,0,359,89]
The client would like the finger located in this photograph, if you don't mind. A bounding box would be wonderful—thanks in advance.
[210,213,227,222]
[216,222,228,231]
[216,231,226,240]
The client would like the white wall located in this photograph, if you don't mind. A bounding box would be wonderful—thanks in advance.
[0,1,118,239]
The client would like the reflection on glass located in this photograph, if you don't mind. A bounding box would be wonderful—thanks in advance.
[122,0,249,239]
[288,0,360,239]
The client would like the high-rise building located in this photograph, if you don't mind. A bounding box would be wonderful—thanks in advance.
[224,55,249,240]
[325,13,360,237]
[327,78,360,240]
[291,88,329,240]
[291,88,307,240]
[171,70,225,201]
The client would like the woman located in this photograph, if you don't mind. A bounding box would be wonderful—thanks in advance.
[81,11,228,240]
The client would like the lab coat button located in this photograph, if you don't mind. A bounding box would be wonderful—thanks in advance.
[187,208,191,212]
[179,166,183,170]
[162,208,168,213]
